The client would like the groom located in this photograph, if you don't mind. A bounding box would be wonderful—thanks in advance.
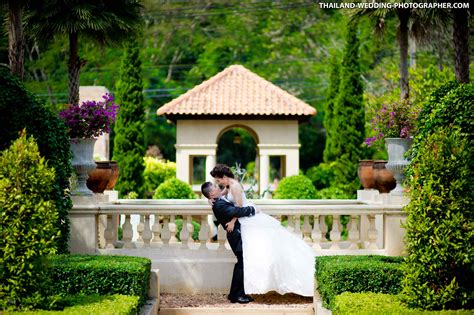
[201,181,255,304]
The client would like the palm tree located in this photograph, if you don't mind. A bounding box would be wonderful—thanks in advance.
[350,2,433,100]
[25,0,142,105]
[452,8,470,83]
[3,0,27,80]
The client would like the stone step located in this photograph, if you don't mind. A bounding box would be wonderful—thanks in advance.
[159,293,313,315]
[160,307,313,315]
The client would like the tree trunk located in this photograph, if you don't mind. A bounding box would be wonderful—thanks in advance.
[453,9,470,83]
[8,1,24,80]
[68,32,81,105]
[398,9,410,100]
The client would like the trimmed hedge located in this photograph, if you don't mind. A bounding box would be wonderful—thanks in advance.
[5,294,140,315]
[316,255,403,309]
[153,178,196,199]
[48,255,151,307]
[273,175,317,199]
[334,292,473,315]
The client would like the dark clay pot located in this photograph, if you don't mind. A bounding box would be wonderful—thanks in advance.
[358,160,375,189]
[105,161,120,190]
[87,161,112,193]
[373,160,396,193]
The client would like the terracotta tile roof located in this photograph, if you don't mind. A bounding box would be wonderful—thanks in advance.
[156,65,316,119]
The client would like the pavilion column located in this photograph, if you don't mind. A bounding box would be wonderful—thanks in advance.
[259,154,270,199]
[205,154,216,183]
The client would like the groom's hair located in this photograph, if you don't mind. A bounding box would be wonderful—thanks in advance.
[201,182,213,199]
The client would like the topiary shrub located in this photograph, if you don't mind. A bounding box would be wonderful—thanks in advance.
[0,132,59,310]
[0,67,72,253]
[153,178,196,199]
[402,127,473,310]
[316,255,403,310]
[49,255,151,307]
[273,175,317,199]
[143,157,176,196]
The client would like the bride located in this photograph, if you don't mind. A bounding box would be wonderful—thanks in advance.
[210,164,315,297]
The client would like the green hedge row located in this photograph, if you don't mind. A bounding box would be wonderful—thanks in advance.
[48,255,151,307]
[5,294,139,315]
[316,255,403,309]
[334,292,473,315]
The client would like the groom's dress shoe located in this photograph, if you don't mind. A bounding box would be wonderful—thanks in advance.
[230,296,252,304]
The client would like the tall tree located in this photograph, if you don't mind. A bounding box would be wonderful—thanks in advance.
[4,0,25,79]
[330,21,365,183]
[350,4,429,100]
[113,39,146,197]
[452,8,470,83]
[323,53,341,163]
[24,0,141,105]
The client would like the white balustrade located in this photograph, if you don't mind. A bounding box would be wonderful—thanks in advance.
[71,198,406,255]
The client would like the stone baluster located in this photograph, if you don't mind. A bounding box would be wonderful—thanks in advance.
[302,215,312,243]
[348,215,360,249]
[330,215,341,249]
[180,215,191,248]
[161,217,171,247]
[320,215,328,242]
[217,225,226,250]
[104,214,115,249]
[142,214,152,247]
[151,216,162,245]
[122,214,135,249]
[311,215,322,249]
[367,214,378,249]
[293,215,303,239]
[199,215,209,249]
[137,215,144,242]
[287,215,295,232]
[169,215,178,244]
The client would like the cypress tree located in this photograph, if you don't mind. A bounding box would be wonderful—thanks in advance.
[323,53,341,163]
[330,20,365,185]
[113,38,146,197]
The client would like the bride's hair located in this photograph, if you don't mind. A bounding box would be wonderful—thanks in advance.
[210,164,234,179]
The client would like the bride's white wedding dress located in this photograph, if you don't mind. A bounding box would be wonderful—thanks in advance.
[227,191,315,297]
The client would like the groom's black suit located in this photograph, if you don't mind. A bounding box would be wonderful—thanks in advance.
[212,197,255,300]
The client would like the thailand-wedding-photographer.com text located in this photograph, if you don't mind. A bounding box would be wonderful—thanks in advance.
[318,1,469,9]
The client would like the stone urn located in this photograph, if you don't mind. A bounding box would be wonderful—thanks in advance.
[70,138,97,196]
[358,160,375,189]
[105,161,120,190]
[385,137,412,195]
[373,160,396,193]
[87,161,113,193]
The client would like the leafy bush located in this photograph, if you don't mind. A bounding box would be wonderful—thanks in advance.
[48,255,151,307]
[153,178,196,199]
[0,67,72,253]
[334,292,472,315]
[0,133,59,310]
[273,175,317,199]
[316,255,403,309]
[402,128,473,310]
[306,163,335,190]
[143,157,176,195]
[5,294,140,315]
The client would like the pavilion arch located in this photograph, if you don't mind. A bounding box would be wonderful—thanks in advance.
[157,65,316,197]
[216,124,259,145]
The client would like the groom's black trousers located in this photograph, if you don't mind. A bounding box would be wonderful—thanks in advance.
[229,250,245,299]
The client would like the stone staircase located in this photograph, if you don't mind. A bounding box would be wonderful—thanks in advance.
[158,293,314,315]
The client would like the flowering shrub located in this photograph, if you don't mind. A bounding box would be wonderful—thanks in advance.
[59,93,119,139]
[365,100,418,147]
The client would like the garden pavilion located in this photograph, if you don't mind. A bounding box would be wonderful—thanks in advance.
[157,64,316,196]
